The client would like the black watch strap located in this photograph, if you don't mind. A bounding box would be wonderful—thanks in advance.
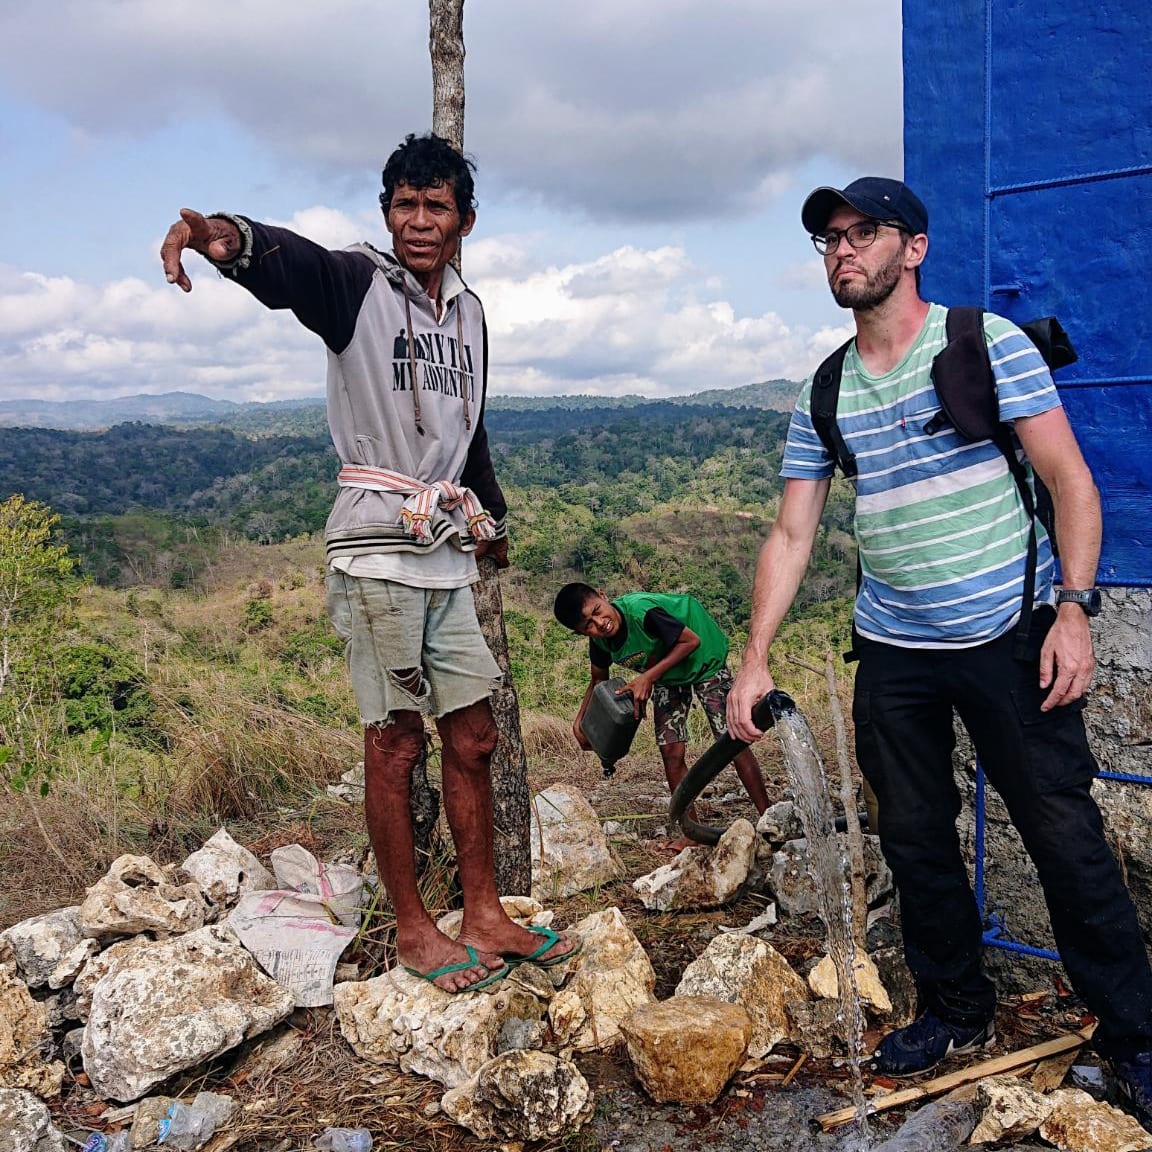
[1056,588,1102,616]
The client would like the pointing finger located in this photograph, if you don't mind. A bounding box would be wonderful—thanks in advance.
[179,207,213,243]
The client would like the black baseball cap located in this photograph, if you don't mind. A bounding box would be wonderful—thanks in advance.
[802,178,929,237]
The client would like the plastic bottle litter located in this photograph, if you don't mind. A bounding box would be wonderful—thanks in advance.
[156,1092,236,1150]
[82,1134,133,1152]
[313,1128,374,1152]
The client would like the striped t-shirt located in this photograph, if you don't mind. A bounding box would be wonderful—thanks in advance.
[781,304,1060,647]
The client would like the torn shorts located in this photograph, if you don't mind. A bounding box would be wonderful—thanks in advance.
[325,571,502,726]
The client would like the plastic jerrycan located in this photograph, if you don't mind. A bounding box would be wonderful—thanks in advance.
[579,676,640,777]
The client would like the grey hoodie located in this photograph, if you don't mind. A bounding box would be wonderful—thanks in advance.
[215,216,506,564]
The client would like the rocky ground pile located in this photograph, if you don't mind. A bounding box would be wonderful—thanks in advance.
[0,763,1145,1152]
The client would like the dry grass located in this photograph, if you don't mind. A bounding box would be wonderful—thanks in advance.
[28,694,857,1151]
[158,688,359,822]
[12,539,872,1147]
[0,777,140,924]
[519,709,576,765]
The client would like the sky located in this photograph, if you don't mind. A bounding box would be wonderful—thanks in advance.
[0,0,903,403]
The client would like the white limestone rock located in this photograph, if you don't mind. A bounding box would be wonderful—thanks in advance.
[326,761,366,803]
[769,835,892,921]
[436,895,554,939]
[807,952,893,1013]
[440,1050,593,1141]
[547,906,656,1051]
[0,909,83,990]
[0,1088,69,1152]
[78,855,207,940]
[1038,1087,1152,1152]
[755,800,805,845]
[72,936,157,1020]
[674,933,809,1058]
[970,1074,1056,1144]
[81,925,294,1102]
[633,819,757,911]
[48,939,100,991]
[0,964,64,1098]
[332,966,549,1089]
[530,786,624,900]
[180,828,275,908]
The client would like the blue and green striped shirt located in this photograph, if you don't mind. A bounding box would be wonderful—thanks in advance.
[782,304,1059,647]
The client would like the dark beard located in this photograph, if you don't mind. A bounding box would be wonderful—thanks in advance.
[830,249,905,311]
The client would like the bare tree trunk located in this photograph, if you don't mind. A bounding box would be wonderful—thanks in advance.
[428,0,532,894]
[409,742,442,876]
[428,0,466,154]
[473,556,532,894]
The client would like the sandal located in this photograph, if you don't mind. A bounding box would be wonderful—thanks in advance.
[403,944,509,993]
[502,925,582,969]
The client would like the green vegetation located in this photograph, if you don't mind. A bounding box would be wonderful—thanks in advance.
[0,394,859,925]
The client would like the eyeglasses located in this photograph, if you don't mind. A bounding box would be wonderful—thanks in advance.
[811,220,908,256]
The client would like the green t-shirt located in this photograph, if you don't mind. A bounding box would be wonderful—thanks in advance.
[591,592,728,686]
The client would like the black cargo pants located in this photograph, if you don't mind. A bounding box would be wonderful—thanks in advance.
[853,607,1152,1060]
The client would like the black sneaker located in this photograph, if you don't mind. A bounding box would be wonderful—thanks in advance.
[1111,1051,1152,1134]
[871,1010,995,1077]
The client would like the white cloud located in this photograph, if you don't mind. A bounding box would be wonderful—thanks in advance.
[475,239,852,393]
[778,258,831,292]
[0,235,853,402]
[0,264,323,402]
[0,0,902,222]
[267,207,377,252]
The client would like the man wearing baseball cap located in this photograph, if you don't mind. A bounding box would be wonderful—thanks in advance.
[727,177,1152,1126]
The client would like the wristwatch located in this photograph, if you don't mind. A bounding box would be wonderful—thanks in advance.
[1056,587,1102,617]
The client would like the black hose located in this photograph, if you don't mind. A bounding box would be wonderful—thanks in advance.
[667,690,797,846]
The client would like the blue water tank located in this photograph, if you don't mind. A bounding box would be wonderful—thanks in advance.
[903,0,1152,585]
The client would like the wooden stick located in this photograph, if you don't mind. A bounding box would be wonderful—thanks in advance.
[1030,1047,1079,1093]
[815,1026,1095,1131]
[781,1052,808,1088]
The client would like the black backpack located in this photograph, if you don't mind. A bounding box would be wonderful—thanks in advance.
[809,307,1077,658]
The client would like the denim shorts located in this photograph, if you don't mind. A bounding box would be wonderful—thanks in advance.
[325,572,502,725]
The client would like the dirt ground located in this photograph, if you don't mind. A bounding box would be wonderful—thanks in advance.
[44,747,1100,1152]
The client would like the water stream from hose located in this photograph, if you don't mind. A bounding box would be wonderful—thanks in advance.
[771,701,872,1151]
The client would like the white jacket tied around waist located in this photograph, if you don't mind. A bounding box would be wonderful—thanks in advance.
[337,465,497,545]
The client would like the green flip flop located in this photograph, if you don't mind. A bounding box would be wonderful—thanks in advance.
[403,944,509,993]
[504,925,582,969]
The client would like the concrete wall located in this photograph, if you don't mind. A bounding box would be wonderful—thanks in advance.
[954,589,1152,991]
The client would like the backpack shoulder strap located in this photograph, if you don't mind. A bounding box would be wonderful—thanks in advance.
[935,306,1041,658]
[809,338,857,478]
[926,307,1000,439]
[945,304,985,342]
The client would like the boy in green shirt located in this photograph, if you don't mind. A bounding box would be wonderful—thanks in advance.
[554,583,769,849]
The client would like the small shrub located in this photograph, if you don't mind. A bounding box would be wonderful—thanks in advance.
[243,597,274,632]
[52,642,158,740]
[278,625,344,672]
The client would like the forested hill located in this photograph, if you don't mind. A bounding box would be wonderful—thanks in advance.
[0,403,790,519]
[0,379,800,433]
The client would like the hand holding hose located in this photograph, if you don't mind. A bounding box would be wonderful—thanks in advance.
[727,661,777,743]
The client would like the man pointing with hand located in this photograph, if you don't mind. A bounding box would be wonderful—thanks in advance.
[162,132,577,993]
